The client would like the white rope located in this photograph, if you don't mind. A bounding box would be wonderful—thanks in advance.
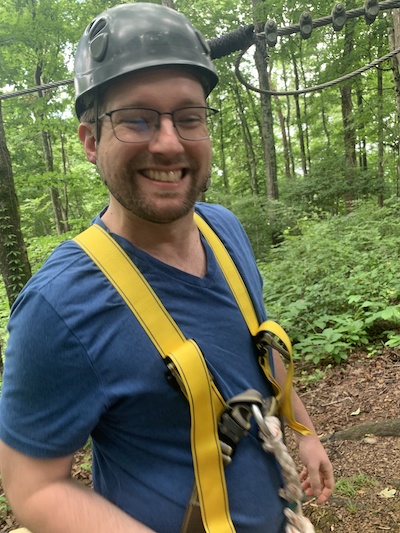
[258,415,315,533]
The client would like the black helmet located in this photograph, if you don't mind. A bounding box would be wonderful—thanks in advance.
[74,3,219,118]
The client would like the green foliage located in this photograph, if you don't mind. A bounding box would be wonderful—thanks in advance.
[27,232,77,273]
[0,492,11,514]
[298,366,331,385]
[0,0,399,372]
[259,198,400,365]
[335,473,378,497]
[205,193,307,260]
[0,281,8,367]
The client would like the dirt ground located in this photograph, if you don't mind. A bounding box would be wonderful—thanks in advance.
[1,348,399,532]
[292,348,400,532]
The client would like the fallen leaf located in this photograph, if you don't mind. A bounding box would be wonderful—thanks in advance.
[363,436,378,444]
[350,407,361,416]
[378,488,396,499]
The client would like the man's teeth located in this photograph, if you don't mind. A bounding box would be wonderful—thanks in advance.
[145,169,183,182]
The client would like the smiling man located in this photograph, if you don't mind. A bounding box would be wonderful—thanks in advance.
[0,4,334,533]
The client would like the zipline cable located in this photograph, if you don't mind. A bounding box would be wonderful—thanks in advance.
[0,78,74,101]
[235,45,400,96]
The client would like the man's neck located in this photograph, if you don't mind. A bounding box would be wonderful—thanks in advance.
[101,206,207,277]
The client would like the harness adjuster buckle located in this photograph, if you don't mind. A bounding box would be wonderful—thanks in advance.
[218,389,270,465]
[255,331,291,362]
[164,359,183,392]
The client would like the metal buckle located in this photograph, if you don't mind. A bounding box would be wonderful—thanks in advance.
[255,331,291,362]
[218,389,276,464]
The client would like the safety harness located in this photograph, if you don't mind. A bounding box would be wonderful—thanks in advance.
[74,213,314,533]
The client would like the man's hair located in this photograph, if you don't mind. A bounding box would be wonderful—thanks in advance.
[78,88,102,123]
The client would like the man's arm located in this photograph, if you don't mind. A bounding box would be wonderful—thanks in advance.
[272,351,334,504]
[0,441,155,533]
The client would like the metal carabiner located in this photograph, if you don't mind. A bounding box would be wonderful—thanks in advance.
[251,403,273,438]
[251,395,279,438]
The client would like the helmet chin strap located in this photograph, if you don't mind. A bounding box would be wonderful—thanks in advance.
[95,99,101,143]
[202,177,211,192]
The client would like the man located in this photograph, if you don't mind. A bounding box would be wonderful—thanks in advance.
[0,4,333,532]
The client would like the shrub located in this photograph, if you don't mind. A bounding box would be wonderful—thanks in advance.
[259,198,400,365]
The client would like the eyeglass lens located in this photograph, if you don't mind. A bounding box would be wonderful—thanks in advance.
[108,107,215,142]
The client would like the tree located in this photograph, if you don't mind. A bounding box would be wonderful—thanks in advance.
[388,8,400,197]
[0,101,31,307]
[252,0,279,200]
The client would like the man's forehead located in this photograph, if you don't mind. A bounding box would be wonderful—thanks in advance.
[103,67,206,105]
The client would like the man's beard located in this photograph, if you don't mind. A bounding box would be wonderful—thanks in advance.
[99,163,211,224]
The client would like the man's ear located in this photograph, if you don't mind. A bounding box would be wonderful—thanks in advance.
[78,122,97,164]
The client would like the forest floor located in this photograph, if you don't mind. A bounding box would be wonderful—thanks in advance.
[1,348,400,532]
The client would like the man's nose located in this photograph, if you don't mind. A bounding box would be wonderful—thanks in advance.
[148,115,185,154]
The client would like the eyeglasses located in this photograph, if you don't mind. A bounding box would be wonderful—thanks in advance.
[97,106,219,143]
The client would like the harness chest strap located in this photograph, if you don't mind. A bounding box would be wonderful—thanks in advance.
[74,216,311,532]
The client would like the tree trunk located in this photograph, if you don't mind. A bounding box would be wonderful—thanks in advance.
[390,8,400,115]
[356,88,368,171]
[340,83,357,207]
[253,45,279,199]
[282,61,296,177]
[291,54,307,177]
[377,65,385,207]
[320,94,331,149]
[321,419,400,442]
[216,85,229,197]
[60,132,70,230]
[232,83,259,194]
[388,10,400,197]
[270,80,292,180]
[0,102,32,308]
[35,65,68,235]
[251,0,278,200]
[299,59,311,174]
[340,18,357,209]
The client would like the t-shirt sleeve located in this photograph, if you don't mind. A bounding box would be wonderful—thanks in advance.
[0,289,106,458]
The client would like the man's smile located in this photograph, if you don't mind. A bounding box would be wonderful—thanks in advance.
[142,169,185,183]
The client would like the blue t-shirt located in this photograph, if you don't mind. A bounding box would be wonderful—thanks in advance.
[0,203,286,532]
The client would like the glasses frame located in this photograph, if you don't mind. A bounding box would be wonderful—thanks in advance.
[97,106,219,143]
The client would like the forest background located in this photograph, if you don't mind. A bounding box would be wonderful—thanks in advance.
[2,2,400,530]
[1,0,400,376]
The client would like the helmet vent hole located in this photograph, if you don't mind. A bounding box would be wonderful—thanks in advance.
[87,17,107,40]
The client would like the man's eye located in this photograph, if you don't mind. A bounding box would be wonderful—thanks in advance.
[122,118,149,130]
[177,115,203,127]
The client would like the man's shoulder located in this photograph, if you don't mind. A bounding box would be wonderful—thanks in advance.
[13,237,101,315]
[26,239,92,290]
[195,202,243,235]
[195,201,237,220]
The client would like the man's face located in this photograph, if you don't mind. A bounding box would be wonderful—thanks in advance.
[92,68,212,225]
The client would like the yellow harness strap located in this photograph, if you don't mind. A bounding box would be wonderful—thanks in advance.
[74,214,310,532]
[193,214,311,435]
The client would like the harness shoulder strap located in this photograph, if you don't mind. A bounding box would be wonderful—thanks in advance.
[193,213,311,435]
[74,223,233,533]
